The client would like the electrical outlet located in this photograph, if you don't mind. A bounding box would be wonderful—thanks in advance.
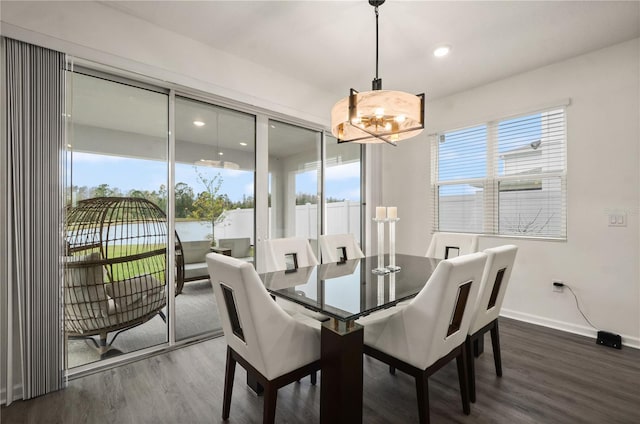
[552,280,565,293]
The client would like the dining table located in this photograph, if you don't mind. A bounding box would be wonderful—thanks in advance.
[258,253,441,424]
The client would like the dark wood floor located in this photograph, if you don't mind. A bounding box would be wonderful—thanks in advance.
[3,318,640,424]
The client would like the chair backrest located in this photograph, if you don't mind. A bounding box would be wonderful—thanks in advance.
[182,240,211,264]
[262,237,319,272]
[468,245,518,335]
[426,232,479,259]
[318,233,364,263]
[218,237,251,258]
[206,253,318,380]
[371,252,487,370]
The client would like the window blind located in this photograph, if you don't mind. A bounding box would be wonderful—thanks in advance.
[433,108,566,239]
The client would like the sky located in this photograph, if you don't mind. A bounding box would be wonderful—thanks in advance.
[71,152,361,202]
[438,113,544,195]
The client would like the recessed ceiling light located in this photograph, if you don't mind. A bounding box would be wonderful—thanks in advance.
[433,45,451,58]
[193,120,205,127]
[218,152,224,156]
[270,124,276,129]
[239,142,248,146]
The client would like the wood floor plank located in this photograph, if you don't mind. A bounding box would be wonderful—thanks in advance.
[2,318,639,424]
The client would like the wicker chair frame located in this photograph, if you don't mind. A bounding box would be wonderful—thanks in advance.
[64,197,185,351]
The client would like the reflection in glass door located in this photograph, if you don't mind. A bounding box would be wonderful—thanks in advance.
[324,135,362,247]
[174,97,256,341]
[266,120,322,261]
[65,71,169,368]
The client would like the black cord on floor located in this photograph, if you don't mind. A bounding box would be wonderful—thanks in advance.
[564,284,598,329]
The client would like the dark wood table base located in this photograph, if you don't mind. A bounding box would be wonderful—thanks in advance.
[320,319,364,424]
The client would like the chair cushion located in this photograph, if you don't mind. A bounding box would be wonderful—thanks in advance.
[105,274,164,309]
[64,252,109,319]
[184,262,209,280]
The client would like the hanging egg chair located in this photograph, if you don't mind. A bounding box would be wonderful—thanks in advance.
[63,197,185,354]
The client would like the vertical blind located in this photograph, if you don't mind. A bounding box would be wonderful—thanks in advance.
[432,107,567,239]
[1,37,65,404]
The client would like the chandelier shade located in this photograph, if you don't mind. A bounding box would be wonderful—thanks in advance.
[331,89,424,144]
[331,0,425,146]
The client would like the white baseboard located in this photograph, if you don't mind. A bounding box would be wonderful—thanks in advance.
[1,383,23,406]
[501,309,640,349]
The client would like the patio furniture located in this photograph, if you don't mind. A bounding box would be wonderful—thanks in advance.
[218,237,253,262]
[64,197,185,355]
[182,240,212,282]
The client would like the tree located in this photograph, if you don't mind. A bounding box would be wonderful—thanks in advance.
[190,168,227,246]
[175,182,195,218]
[127,186,167,212]
[93,183,120,198]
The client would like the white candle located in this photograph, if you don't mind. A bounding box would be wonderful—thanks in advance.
[376,206,387,220]
[388,206,397,219]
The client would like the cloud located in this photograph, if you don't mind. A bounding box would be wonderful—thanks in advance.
[325,162,360,181]
[221,169,247,178]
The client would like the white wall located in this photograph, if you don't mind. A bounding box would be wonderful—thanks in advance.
[382,39,640,347]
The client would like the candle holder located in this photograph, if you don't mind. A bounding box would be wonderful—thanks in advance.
[372,217,390,275]
[389,272,396,302]
[376,275,385,306]
[386,218,401,272]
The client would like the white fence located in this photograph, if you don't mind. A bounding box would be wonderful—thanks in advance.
[176,201,361,243]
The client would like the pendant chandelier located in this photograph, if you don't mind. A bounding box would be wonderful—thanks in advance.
[331,0,425,146]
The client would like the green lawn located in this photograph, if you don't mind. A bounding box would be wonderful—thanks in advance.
[104,244,167,283]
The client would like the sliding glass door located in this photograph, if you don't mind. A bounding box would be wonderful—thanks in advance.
[64,66,362,372]
[266,120,322,259]
[174,96,255,341]
[66,71,169,367]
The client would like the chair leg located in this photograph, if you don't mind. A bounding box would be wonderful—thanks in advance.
[310,371,317,385]
[263,384,278,424]
[473,334,484,357]
[389,366,396,375]
[466,337,477,403]
[415,371,430,424]
[490,321,503,377]
[456,345,471,415]
[223,347,236,420]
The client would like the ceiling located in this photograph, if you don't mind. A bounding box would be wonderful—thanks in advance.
[68,1,638,160]
[101,0,640,101]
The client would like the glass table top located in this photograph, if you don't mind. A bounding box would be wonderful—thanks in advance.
[259,254,441,322]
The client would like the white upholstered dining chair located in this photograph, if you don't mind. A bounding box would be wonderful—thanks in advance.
[262,237,319,271]
[426,232,479,259]
[206,253,321,424]
[318,233,364,263]
[261,237,328,322]
[358,252,487,424]
[466,244,518,403]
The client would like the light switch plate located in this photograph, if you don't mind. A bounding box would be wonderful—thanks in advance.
[608,213,627,227]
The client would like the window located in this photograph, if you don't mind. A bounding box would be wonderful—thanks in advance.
[432,108,566,239]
